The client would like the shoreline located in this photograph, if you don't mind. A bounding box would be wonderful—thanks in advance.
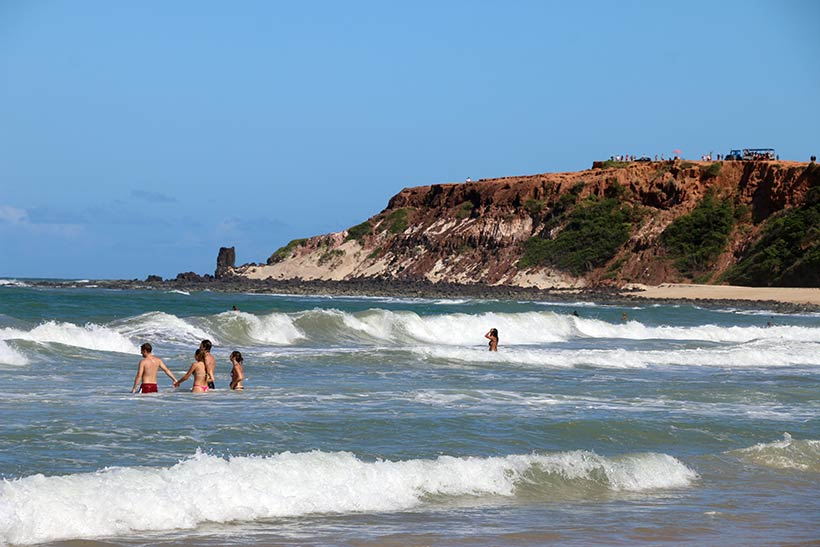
[13,277,820,313]
[626,283,820,307]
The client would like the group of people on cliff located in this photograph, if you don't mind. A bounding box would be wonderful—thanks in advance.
[131,340,245,394]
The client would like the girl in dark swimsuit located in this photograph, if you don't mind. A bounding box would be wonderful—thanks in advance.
[229,350,245,390]
[485,328,499,352]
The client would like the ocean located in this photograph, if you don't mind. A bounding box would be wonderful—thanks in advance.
[0,280,818,546]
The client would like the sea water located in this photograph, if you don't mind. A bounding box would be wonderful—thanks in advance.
[0,282,818,546]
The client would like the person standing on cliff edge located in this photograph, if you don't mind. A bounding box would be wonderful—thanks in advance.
[485,328,499,351]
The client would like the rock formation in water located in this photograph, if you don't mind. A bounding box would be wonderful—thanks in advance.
[215,246,236,279]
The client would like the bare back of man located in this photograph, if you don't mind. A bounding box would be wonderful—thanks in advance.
[132,343,178,393]
[204,352,216,388]
[200,339,217,389]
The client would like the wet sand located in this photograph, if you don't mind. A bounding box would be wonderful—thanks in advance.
[627,283,820,306]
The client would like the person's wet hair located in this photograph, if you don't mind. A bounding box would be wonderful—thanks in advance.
[200,339,212,351]
[195,348,205,362]
[230,350,243,363]
[140,342,152,354]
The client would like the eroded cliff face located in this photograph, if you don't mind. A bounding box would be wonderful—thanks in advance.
[232,160,818,288]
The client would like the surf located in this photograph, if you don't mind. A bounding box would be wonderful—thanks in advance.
[0,449,697,545]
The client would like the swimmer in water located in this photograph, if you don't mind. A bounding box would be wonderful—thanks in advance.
[485,328,499,352]
[174,349,210,393]
[200,339,217,389]
[131,342,178,393]
[229,350,245,390]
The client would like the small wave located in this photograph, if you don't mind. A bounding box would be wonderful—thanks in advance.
[0,449,696,545]
[728,433,820,472]
[113,312,215,346]
[166,290,191,296]
[411,342,820,369]
[299,309,820,346]
[0,340,28,366]
[205,311,306,345]
[0,279,30,288]
[0,321,138,354]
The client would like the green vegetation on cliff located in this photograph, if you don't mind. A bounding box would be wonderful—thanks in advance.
[702,162,722,179]
[724,185,820,287]
[661,192,735,276]
[519,196,635,275]
[345,220,372,243]
[376,208,412,234]
[267,238,307,264]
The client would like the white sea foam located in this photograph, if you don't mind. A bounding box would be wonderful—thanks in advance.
[69,308,820,350]
[308,309,820,346]
[0,449,696,545]
[113,312,216,346]
[0,321,138,354]
[411,340,820,369]
[210,311,306,345]
[0,340,28,366]
[728,433,820,472]
[0,279,29,288]
[407,390,819,420]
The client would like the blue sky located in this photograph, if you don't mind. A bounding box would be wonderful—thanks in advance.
[1,0,818,279]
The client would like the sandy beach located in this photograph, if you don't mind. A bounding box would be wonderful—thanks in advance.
[627,283,820,306]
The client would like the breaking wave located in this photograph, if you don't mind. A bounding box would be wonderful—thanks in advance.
[411,340,820,369]
[0,279,30,288]
[0,321,138,354]
[203,311,305,345]
[0,449,697,545]
[0,340,28,366]
[728,433,820,472]
[113,312,215,346]
[2,309,819,366]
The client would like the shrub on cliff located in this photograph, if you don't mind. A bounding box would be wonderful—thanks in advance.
[519,196,634,275]
[702,162,722,179]
[456,201,473,219]
[524,198,545,216]
[345,220,372,243]
[267,238,308,264]
[385,208,409,234]
[661,193,734,276]
[318,248,345,268]
[596,160,629,169]
[724,188,820,286]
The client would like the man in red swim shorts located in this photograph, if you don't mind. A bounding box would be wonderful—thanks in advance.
[131,342,178,394]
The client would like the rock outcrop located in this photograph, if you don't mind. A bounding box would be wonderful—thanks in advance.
[229,160,820,288]
[215,246,236,279]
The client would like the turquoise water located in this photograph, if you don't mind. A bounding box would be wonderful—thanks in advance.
[0,281,818,546]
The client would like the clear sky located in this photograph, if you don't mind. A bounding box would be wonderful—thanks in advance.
[1,0,818,279]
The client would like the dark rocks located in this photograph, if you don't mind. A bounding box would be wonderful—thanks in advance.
[216,247,236,278]
[175,272,203,282]
[18,276,820,314]
[145,275,163,283]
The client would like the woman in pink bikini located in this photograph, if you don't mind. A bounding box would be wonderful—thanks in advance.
[174,349,211,392]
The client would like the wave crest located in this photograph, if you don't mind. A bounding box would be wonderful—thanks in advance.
[0,321,138,354]
[0,340,28,366]
[0,449,696,545]
[728,433,820,472]
[113,312,215,346]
